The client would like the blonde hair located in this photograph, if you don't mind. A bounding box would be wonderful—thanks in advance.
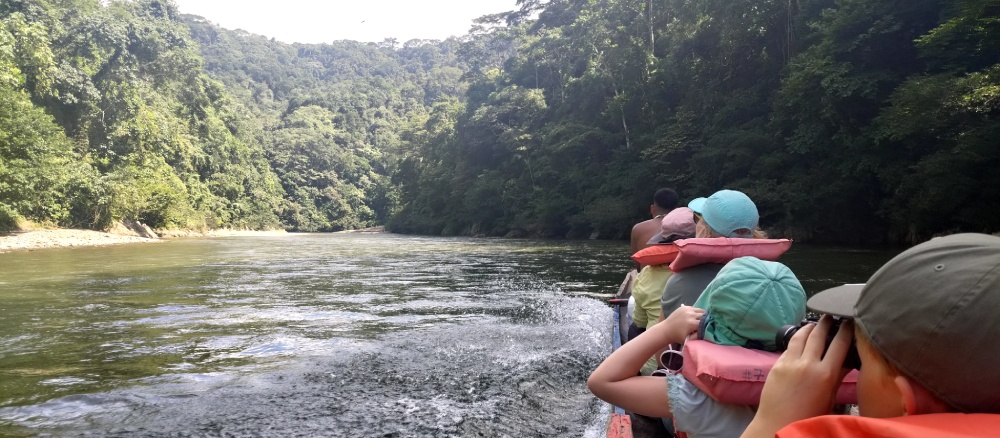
[696,220,768,239]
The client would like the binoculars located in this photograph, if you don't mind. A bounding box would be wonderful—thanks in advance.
[775,316,862,370]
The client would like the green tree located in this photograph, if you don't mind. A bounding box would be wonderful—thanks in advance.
[872,0,1000,241]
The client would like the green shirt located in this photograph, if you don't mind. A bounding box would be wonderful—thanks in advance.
[632,264,674,329]
[632,265,674,375]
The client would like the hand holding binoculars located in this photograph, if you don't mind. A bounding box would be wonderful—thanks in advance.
[775,316,862,370]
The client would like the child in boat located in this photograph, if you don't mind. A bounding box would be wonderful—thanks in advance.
[589,256,807,437]
[629,207,697,375]
[660,189,767,319]
[741,233,1000,437]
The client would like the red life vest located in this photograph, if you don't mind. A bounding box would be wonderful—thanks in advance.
[631,244,681,266]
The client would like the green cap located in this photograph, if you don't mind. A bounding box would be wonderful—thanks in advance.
[807,233,1000,413]
[694,257,806,351]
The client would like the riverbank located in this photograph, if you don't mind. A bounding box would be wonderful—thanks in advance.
[0,228,289,254]
[0,229,158,253]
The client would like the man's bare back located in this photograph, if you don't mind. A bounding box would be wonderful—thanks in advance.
[629,188,679,270]
[631,216,664,256]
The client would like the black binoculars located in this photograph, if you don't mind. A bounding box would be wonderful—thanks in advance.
[775,316,862,370]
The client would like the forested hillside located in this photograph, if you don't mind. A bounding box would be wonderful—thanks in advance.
[1,0,996,243]
[390,0,1000,244]
[182,19,468,231]
[0,0,283,231]
[0,0,467,234]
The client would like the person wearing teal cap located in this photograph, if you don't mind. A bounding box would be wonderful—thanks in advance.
[589,257,807,438]
[688,189,760,238]
[652,189,771,434]
[694,257,806,352]
[660,189,766,321]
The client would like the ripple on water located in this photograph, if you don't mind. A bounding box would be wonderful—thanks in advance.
[0,234,634,437]
[0,393,141,427]
[38,377,97,388]
[3,295,612,437]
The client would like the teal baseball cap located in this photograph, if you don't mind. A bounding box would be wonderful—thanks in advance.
[693,257,806,351]
[688,190,759,237]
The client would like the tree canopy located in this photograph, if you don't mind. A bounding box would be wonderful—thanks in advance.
[1,0,996,244]
[391,0,1000,244]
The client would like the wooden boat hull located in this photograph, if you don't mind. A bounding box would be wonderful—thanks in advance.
[606,270,676,438]
[607,270,636,438]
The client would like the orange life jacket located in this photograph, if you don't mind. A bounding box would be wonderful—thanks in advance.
[775,413,1000,437]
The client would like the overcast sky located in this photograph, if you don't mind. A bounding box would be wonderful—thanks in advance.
[170,0,520,44]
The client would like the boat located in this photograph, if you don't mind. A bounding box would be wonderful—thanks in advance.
[605,270,635,438]
[605,271,677,438]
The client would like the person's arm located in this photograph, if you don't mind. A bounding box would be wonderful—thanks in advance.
[588,305,704,418]
[740,316,853,438]
[630,225,645,271]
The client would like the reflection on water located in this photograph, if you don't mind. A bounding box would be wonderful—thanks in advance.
[0,234,898,436]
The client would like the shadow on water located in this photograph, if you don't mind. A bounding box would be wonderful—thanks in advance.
[0,234,899,437]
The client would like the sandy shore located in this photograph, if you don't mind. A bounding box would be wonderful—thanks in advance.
[0,229,158,253]
[156,229,290,238]
[0,228,289,254]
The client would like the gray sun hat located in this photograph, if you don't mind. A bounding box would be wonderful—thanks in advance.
[807,233,1000,413]
[647,207,697,245]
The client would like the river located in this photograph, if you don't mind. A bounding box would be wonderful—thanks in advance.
[0,233,898,437]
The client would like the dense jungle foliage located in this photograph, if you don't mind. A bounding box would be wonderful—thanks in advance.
[1,0,997,243]
[182,19,469,231]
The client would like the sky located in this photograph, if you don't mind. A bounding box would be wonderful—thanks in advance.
[170,0,521,44]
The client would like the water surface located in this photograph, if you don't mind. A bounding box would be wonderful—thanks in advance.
[0,234,897,436]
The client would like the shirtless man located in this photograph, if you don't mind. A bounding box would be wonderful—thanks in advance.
[630,188,679,270]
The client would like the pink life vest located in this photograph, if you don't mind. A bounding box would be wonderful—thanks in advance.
[631,238,792,269]
[681,339,859,405]
[648,237,808,405]
[669,238,792,272]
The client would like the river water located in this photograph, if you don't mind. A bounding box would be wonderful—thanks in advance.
[0,234,898,437]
